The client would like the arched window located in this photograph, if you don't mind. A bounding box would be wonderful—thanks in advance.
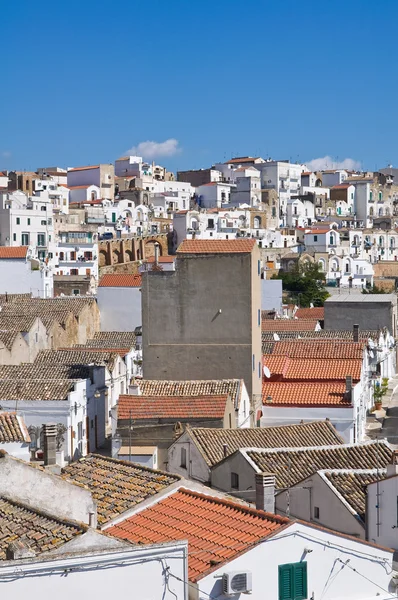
[329,233,335,246]
[41,206,46,211]
[254,216,261,229]
[369,207,374,216]
[318,258,326,272]
[378,207,383,216]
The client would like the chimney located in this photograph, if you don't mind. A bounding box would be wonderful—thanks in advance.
[154,243,160,267]
[6,541,35,560]
[128,378,141,395]
[345,375,353,402]
[223,443,228,458]
[386,450,398,477]
[353,324,359,343]
[43,423,57,466]
[255,472,276,513]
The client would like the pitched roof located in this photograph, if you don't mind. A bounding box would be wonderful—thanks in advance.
[269,340,365,359]
[34,350,119,369]
[138,379,241,405]
[262,357,362,381]
[145,256,175,263]
[295,307,324,320]
[262,329,379,343]
[61,454,180,526]
[261,319,318,332]
[0,413,30,443]
[243,441,392,490]
[0,496,84,560]
[68,165,99,172]
[0,329,23,350]
[226,156,260,164]
[106,488,289,581]
[186,421,343,467]
[177,239,256,254]
[320,469,382,521]
[98,274,142,288]
[0,296,96,318]
[0,364,91,381]
[0,246,28,259]
[0,379,76,401]
[262,381,350,406]
[118,394,229,420]
[92,331,137,346]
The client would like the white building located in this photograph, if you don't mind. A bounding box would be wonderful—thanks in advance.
[286,196,316,227]
[255,160,305,224]
[0,191,55,262]
[67,165,114,200]
[367,454,398,549]
[55,229,98,281]
[321,169,349,187]
[0,412,30,461]
[0,246,53,298]
[68,184,101,205]
[196,182,234,208]
[97,274,142,332]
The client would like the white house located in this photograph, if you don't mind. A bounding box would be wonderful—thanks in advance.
[0,412,30,461]
[255,160,305,224]
[103,484,395,600]
[97,273,142,332]
[67,165,114,200]
[0,246,53,298]
[286,196,316,227]
[68,184,101,204]
[55,229,98,281]
[321,169,349,187]
[367,453,398,549]
[196,182,234,208]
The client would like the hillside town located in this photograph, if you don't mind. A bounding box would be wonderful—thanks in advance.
[1,155,398,600]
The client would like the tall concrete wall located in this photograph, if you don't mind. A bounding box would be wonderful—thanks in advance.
[142,249,262,401]
[324,295,397,335]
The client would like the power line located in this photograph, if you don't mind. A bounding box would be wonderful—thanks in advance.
[336,558,396,598]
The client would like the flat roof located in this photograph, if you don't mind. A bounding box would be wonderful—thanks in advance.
[325,294,397,304]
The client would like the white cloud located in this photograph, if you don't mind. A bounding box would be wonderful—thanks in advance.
[1,151,11,159]
[126,138,181,159]
[306,155,361,172]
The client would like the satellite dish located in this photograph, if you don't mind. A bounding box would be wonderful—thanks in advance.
[368,339,375,348]
[273,333,280,341]
[263,366,271,378]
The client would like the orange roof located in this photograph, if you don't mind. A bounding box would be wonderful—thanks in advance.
[98,274,142,288]
[295,307,324,319]
[271,340,364,359]
[262,381,350,406]
[177,239,256,254]
[261,319,318,332]
[145,256,175,263]
[0,247,28,259]
[68,185,92,189]
[263,356,361,381]
[106,488,290,581]
[301,171,312,176]
[332,184,351,189]
[118,394,228,420]
[68,165,99,172]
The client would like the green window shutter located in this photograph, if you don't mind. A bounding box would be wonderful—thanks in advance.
[279,564,293,600]
[279,562,307,600]
[294,563,308,600]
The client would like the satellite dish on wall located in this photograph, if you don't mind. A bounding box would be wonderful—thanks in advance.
[273,333,280,341]
[263,366,271,379]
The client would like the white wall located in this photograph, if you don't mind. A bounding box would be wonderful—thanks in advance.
[0,259,53,298]
[0,441,30,461]
[0,543,188,600]
[261,279,282,312]
[97,286,142,331]
[198,521,393,600]
[367,472,398,549]
[261,405,355,442]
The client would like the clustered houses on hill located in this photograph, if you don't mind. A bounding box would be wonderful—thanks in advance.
[3,156,398,598]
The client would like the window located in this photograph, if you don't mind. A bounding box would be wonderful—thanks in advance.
[180,447,187,468]
[70,251,76,261]
[59,251,64,261]
[258,309,261,326]
[71,268,78,275]
[27,218,30,225]
[86,268,91,276]
[84,251,93,260]
[314,506,320,519]
[258,260,261,275]
[13,233,16,242]
[278,562,307,600]
[258,361,261,379]
[379,191,383,201]
[41,220,46,225]
[37,233,45,246]
[252,354,255,371]
[313,235,318,242]
[41,206,46,211]
[329,234,334,245]
[231,472,239,490]
[16,217,20,225]
[207,219,214,229]
[272,207,276,217]
[21,233,29,245]
[72,289,79,295]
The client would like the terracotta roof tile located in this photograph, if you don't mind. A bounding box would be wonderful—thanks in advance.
[262,330,379,343]
[0,412,30,443]
[262,381,350,406]
[106,488,289,581]
[0,247,28,259]
[138,379,241,407]
[35,350,119,370]
[0,379,76,401]
[92,331,137,346]
[186,421,344,467]
[295,307,324,319]
[62,454,180,526]
[321,469,382,521]
[0,497,84,560]
[98,274,142,288]
[245,441,392,490]
[0,364,91,380]
[226,156,260,164]
[263,357,362,381]
[177,239,256,254]
[118,394,228,420]
[269,340,364,359]
[262,319,318,332]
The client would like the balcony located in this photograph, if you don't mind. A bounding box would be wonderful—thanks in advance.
[61,236,93,245]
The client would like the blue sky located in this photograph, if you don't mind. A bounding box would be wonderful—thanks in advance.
[2,0,397,173]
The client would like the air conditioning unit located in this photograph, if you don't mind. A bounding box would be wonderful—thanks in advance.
[222,571,252,596]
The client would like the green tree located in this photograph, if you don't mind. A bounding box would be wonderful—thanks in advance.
[272,262,329,307]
